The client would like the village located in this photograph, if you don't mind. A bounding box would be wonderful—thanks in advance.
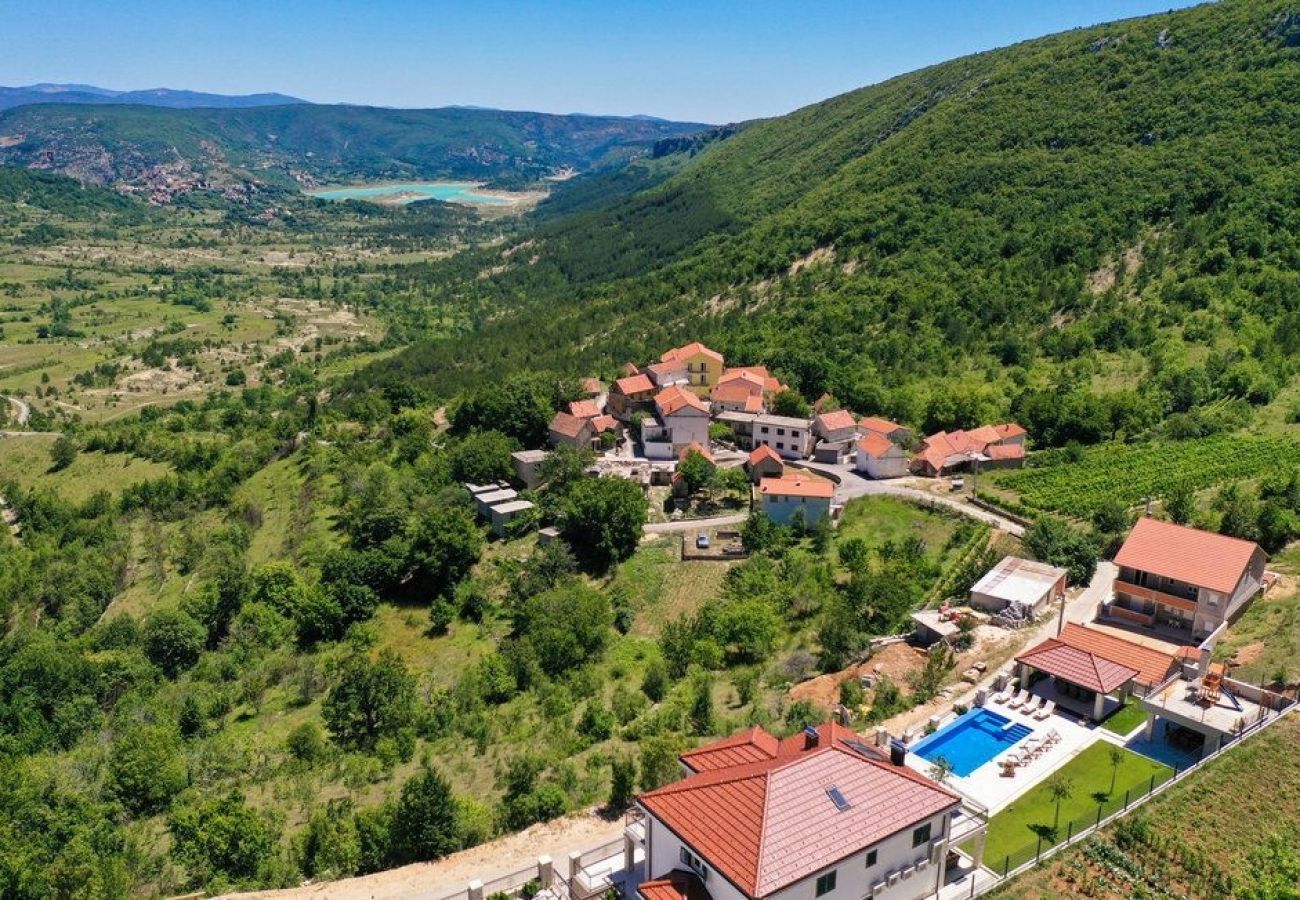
[415,341,1298,900]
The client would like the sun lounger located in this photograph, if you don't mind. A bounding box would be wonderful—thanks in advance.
[1021,696,1043,715]
[1034,700,1055,721]
[1007,689,1028,709]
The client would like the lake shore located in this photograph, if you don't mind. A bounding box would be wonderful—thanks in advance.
[304,180,547,209]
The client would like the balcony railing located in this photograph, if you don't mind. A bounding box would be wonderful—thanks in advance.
[1114,580,1198,613]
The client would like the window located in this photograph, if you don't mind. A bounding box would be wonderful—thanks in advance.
[815,870,837,897]
[679,847,708,880]
[865,849,878,868]
[777,442,785,450]
[777,428,786,436]
[760,426,770,434]
[912,823,932,847]
[792,430,800,438]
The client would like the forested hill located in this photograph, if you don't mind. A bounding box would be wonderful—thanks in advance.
[0,103,710,196]
[358,0,1300,443]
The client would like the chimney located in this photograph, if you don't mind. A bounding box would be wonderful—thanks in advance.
[889,740,908,767]
[803,724,821,749]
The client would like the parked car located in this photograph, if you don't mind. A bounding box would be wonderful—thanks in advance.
[950,477,965,491]
[695,533,710,549]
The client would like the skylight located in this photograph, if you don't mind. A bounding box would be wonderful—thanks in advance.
[826,785,850,811]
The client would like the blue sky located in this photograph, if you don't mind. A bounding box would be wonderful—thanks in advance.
[0,0,1202,122]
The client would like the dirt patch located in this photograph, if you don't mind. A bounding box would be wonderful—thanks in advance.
[788,245,834,276]
[1232,641,1266,666]
[790,642,930,708]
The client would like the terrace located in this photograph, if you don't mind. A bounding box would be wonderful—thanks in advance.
[1139,664,1281,754]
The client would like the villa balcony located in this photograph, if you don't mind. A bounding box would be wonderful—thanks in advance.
[1113,580,1198,613]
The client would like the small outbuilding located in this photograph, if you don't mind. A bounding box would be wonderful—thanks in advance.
[489,499,535,537]
[512,449,550,489]
[970,556,1068,615]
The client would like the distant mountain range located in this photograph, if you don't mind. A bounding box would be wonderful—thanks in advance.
[0,83,306,111]
[0,102,709,202]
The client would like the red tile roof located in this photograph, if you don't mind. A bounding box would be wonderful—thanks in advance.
[1056,623,1176,687]
[1016,640,1138,694]
[710,380,762,404]
[591,415,618,433]
[758,475,834,499]
[614,373,655,396]
[656,385,711,416]
[719,366,786,394]
[581,377,603,395]
[856,431,898,459]
[747,444,784,468]
[678,442,714,463]
[986,443,1025,461]
[662,341,724,364]
[622,362,641,377]
[815,409,857,434]
[568,399,601,419]
[549,411,593,440]
[638,871,710,900]
[743,394,764,414]
[1114,517,1263,594]
[858,416,906,436]
[680,725,781,773]
[965,425,1002,446]
[995,422,1027,439]
[641,732,959,896]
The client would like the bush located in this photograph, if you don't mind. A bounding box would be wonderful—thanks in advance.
[286,721,327,763]
[142,608,206,676]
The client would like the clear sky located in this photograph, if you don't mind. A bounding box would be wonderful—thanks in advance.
[0,0,1203,123]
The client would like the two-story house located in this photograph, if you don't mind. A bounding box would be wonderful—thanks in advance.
[642,385,713,460]
[752,414,813,459]
[609,373,657,421]
[1110,517,1267,641]
[635,722,983,900]
[661,342,725,396]
[758,474,834,527]
[811,409,858,463]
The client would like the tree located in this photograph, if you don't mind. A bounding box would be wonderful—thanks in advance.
[1046,775,1074,833]
[179,695,205,739]
[608,754,637,812]
[676,448,716,495]
[639,733,688,790]
[1216,482,1260,541]
[298,798,360,880]
[169,791,277,885]
[407,504,483,600]
[516,581,613,676]
[642,657,669,702]
[142,608,206,676]
[1023,515,1100,585]
[389,760,459,864]
[1107,744,1126,796]
[559,477,646,572]
[446,430,518,484]
[246,561,308,615]
[1164,483,1195,525]
[927,756,954,786]
[322,649,416,750]
[741,511,785,554]
[106,724,188,816]
[689,670,714,734]
[287,721,327,764]
[770,389,811,418]
[49,433,78,471]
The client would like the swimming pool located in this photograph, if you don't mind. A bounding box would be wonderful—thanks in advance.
[912,708,1033,777]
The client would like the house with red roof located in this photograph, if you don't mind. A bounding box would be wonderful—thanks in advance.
[635,722,983,900]
[643,386,713,460]
[858,417,911,445]
[911,424,1027,476]
[609,373,657,421]
[1108,517,1267,641]
[661,342,725,395]
[745,444,785,484]
[854,432,910,480]
[548,411,597,450]
[758,474,834,526]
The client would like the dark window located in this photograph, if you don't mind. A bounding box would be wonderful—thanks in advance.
[912,823,932,847]
[777,442,785,450]
[760,426,770,434]
[815,871,837,897]
[866,849,878,868]
[777,428,786,436]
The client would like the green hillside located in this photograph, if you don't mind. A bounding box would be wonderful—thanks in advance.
[0,103,709,194]
[360,0,1300,449]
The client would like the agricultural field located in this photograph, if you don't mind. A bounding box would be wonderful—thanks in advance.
[988,433,1300,517]
[988,714,1300,899]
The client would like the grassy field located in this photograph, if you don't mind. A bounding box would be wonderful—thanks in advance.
[981,741,1173,868]
[0,433,171,503]
[1216,577,1300,685]
[989,714,1300,899]
[835,495,965,567]
[611,538,737,636]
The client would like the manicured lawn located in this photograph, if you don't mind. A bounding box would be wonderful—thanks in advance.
[1099,699,1148,737]
[981,741,1173,867]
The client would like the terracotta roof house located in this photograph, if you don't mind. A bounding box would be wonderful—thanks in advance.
[858,417,911,444]
[647,359,690,389]
[678,442,714,463]
[661,342,724,395]
[1109,518,1267,641]
[855,432,909,480]
[548,411,597,450]
[568,399,602,420]
[622,362,642,377]
[911,424,1026,476]
[719,365,788,395]
[813,409,858,462]
[1015,622,1177,721]
[637,723,976,900]
[710,378,766,414]
[751,414,813,460]
[994,423,1028,444]
[642,386,712,460]
[581,377,604,397]
[745,444,784,484]
[758,474,834,526]
[609,373,657,420]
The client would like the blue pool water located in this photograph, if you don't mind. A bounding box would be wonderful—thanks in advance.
[306,182,510,206]
[912,708,1033,777]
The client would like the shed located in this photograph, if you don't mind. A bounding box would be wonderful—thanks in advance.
[489,499,535,537]
[512,449,550,489]
[970,556,1067,614]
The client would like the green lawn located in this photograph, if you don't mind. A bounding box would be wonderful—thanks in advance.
[981,741,1173,867]
[1099,699,1148,737]
[835,495,962,567]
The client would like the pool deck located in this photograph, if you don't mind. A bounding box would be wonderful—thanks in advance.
[907,698,1098,814]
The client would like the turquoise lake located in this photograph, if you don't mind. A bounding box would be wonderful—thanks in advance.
[306,182,510,206]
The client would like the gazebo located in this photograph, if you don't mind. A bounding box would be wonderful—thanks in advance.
[1015,640,1138,721]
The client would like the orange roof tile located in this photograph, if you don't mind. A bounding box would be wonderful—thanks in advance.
[548,411,593,440]
[581,377,603,395]
[743,394,764,413]
[621,362,641,377]
[641,735,959,896]
[614,373,655,396]
[1056,623,1176,687]
[858,416,905,436]
[710,380,762,404]
[815,409,857,434]
[995,422,1027,439]
[590,415,618,433]
[986,443,1024,460]
[680,725,781,773]
[656,385,710,416]
[758,475,834,499]
[678,442,714,463]
[747,444,784,467]
[1114,518,1263,594]
[661,341,723,364]
[965,425,1002,446]
[568,399,601,419]
[638,872,709,900]
[857,431,898,458]
[1016,641,1137,694]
